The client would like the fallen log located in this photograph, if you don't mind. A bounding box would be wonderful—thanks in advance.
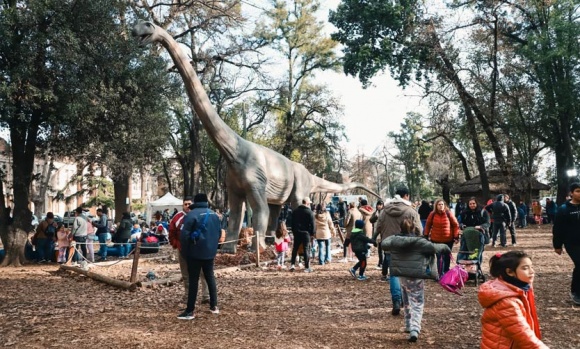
[138,274,182,288]
[60,264,137,291]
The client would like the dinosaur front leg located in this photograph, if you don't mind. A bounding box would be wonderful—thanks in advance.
[267,204,282,236]
[246,189,270,251]
[222,192,245,254]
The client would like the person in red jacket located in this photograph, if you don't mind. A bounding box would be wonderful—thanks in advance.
[478,251,548,349]
[168,196,209,304]
[424,198,459,277]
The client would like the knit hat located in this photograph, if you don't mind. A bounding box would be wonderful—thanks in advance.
[354,219,365,229]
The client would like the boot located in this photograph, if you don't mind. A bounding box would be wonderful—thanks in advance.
[391,300,401,316]
[408,330,419,342]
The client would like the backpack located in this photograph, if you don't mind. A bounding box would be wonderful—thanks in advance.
[439,264,469,295]
[189,209,210,244]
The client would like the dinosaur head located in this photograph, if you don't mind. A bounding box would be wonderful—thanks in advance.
[132,21,160,46]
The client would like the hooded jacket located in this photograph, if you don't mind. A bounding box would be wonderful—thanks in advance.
[315,211,335,240]
[478,279,547,349]
[350,227,376,253]
[358,204,374,238]
[487,195,512,224]
[375,198,423,242]
[381,234,450,280]
[553,200,580,248]
[180,202,221,260]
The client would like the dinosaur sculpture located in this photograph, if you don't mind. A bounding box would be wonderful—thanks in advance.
[132,21,381,252]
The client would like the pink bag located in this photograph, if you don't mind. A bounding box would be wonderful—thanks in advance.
[439,265,469,295]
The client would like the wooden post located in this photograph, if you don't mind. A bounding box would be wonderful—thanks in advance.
[255,230,260,267]
[130,241,141,284]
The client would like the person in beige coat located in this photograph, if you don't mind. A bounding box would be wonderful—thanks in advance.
[315,204,335,265]
[341,202,362,262]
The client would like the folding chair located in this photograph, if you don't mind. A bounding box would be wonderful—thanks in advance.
[457,227,486,286]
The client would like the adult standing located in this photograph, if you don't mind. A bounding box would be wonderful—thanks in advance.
[314,204,335,265]
[371,200,385,269]
[116,212,133,258]
[169,196,209,304]
[532,200,542,227]
[34,212,56,263]
[290,197,315,273]
[94,208,109,261]
[486,195,512,247]
[376,187,423,316]
[71,207,88,263]
[424,199,459,277]
[454,198,465,218]
[517,201,527,228]
[458,197,490,262]
[504,194,518,246]
[341,202,362,262]
[553,182,580,305]
[545,198,557,224]
[417,200,431,229]
[178,193,221,319]
[337,198,346,227]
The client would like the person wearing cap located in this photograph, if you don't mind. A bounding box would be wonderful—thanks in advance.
[348,219,377,281]
[376,187,423,316]
[290,197,315,272]
[553,182,580,305]
[178,193,221,320]
[371,200,385,269]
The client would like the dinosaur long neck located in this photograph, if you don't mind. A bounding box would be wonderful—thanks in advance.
[158,32,239,163]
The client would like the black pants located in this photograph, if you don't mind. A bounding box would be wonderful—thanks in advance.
[377,248,384,267]
[566,244,580,295]
[291,232,311,268]
[73,236,87,262]
[492,222,507,247]
[185,258,217,312]
[507,222,516,245]
[353,251,367,276]
[436,241,454,277]
[343,238,351,258]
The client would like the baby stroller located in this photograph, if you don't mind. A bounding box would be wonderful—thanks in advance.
[456,227,486,286]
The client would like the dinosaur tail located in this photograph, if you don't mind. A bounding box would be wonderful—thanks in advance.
[311,176,382,200]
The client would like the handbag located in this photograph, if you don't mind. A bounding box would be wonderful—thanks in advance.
[439,264,469,295]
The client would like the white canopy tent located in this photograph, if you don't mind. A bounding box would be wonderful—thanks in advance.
[145,192,183,224]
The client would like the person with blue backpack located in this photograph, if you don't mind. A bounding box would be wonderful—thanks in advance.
[178,193,221,320]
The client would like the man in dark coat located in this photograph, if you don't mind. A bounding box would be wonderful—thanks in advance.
[178,193,221,320]
[485,194,511,247]
[290,197,315,273]
[504,194,518,246]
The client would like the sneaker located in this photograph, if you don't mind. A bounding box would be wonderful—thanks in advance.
[289,265,295,271]
[210,306,219,314]
[177,311,195,320]
[349,268,357,278]
[380,276,390,282]
[298,262,304,268]
[408,330,419,342]
[392,300,401,316]
[357,275,369,281]
[571,292,580,305]
[374,266,382,270]
[325,260,331,264]
[304,268,313,273]
[512,243,517,247]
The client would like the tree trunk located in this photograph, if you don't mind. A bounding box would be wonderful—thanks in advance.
[465,106,490,201]
[113,174,130,223]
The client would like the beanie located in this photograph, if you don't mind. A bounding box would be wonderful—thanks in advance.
[354,219,365,229]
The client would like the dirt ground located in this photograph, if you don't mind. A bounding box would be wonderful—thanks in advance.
[1,224,578,349]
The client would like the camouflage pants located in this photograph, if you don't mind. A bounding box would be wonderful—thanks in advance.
[399,277,425,333]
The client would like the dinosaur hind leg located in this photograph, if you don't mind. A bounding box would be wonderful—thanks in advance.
[267,204,282,236]
[222,192,245,254]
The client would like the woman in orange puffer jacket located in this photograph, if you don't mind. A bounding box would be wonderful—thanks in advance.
[424,198,459,276]
[478,251,548,349]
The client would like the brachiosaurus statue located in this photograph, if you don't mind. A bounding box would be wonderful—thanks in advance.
[132,21,381,252]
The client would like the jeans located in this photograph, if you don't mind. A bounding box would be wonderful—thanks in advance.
[492,222,507,247]
[566,244,580,295]
[290,232,311,268]
[98,233,109,259]
[185,258,217,312]
[436,241,454,277]
[73,236,87,262]
[117,238,129,257]
[317,239,331,264]
[519,215,527,228]
[36,238,48,261]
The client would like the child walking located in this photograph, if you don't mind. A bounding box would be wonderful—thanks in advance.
[382,219,451,342]
[478,251,548,348]
[349,219,377,281]
[274,221,291,270]
[56,223,69,264]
